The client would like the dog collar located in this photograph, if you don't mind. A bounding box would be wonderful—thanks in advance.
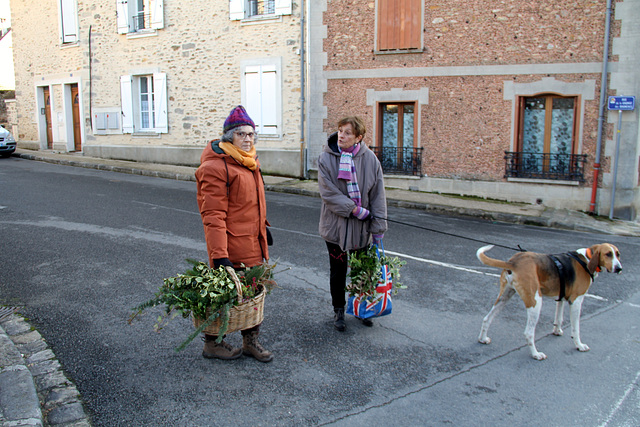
[584,248,601,273]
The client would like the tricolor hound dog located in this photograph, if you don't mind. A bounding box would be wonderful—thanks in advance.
[476,243,622,360]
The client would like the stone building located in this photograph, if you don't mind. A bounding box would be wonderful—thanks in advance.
[307,0,640,220]
[9,0,304,176]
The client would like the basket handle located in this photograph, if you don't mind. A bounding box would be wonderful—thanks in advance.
[225,266,243,304]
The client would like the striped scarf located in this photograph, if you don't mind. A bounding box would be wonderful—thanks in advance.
[338,143,362,207]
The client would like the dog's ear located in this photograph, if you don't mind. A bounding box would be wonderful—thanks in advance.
[587,245,600,274]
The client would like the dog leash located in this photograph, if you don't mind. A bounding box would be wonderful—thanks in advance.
[372,215,526,252]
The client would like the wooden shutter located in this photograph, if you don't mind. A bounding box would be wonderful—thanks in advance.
[116,0,131,34]
[120,75,134,133]
[60,0,78,43]
[244,65,278,135]
[150,0,164,29]
[378,0,421,50]
[260,66,277,134]
[153,73,168,133]
[274,0,292,16]
[229,0,245,20]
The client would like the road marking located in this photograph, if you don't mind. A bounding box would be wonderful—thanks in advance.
[132,200,199,215]
[599,370,640,427]
[2,218,205,250]
[384,249,501,277]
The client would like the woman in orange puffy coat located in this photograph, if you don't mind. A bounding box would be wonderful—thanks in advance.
[195,105,272,363]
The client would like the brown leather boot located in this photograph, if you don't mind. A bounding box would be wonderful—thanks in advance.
[242,330,273,363]
[202,335,242,360]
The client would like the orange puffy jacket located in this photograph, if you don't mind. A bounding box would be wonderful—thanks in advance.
[195,140,269,268]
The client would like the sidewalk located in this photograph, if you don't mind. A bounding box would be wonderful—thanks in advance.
[11,148,640,237]
[3,147,640,425]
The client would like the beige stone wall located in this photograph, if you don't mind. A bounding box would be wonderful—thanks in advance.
[11,0,302,154]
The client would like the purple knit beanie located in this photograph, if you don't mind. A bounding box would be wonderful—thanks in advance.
[223,105,255,133]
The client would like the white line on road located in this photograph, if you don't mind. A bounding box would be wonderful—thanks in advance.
[599,370,640,427]
[384,249,501,277]
[132,200,199,215]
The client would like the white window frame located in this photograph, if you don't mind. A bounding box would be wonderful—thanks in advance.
[229,0,292,20]
[241,58,282,138]
[58,0,78,44]
[120,72,168,134]
[117,0,164,34]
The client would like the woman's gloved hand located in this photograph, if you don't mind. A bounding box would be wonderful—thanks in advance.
[213,258,234,269]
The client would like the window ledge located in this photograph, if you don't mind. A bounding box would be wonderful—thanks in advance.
[257,134,282,140]
[375,49,424,55]
[126,30,159,39]
[132,132,161,138]
[382,174,421,179]
[240,15,283,25]
[507,177,581,186]
[60,42,79,49]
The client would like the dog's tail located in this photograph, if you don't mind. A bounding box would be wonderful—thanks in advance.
[476,245,513,270]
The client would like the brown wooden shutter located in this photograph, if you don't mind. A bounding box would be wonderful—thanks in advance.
[378,0,421,50]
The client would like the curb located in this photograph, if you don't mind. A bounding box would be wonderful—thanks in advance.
[0,312,91,426]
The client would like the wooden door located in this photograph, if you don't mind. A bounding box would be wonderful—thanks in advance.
[71,84,81,151]
[43,87,53,149]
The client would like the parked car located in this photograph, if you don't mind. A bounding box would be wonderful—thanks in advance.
[0,125,16,158]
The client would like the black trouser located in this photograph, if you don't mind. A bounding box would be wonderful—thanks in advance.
[326,241,366,310]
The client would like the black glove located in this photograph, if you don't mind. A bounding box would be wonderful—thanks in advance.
[213,258,233,269]
[266,227,273,246]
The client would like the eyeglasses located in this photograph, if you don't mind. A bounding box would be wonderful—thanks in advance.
[234,131,255,139]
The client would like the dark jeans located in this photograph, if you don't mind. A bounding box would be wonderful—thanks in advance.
[326,241,366,310]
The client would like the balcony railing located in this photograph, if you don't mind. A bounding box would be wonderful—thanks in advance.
[248,0,275,17]
[132,12,151,31]
[504,151,588,182]
[370,146,423,176]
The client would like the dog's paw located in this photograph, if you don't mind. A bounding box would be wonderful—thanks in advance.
[552,326,563,336]
[576,343,590,352]
[531,352,547,361]
[478,337,491,345]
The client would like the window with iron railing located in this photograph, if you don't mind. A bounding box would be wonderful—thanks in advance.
[504,152,587,182]
[510,94,584,181]
[371,146,423,176]
[132,11,151,31]
[248,0,275,17]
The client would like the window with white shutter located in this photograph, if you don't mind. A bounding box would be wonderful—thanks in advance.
[229,0,292,20]
[120,73,168,134]
[117,0,164,34]
[59,0,78,44]
[242,59,281,136]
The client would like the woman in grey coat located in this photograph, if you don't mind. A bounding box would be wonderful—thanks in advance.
[318,116,388,331]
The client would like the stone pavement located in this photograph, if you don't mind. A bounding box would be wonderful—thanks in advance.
[0,309,90,426]
[11,147,640,237]
[3,147,640,426]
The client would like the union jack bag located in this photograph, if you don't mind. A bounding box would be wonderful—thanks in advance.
[346,243,393,319]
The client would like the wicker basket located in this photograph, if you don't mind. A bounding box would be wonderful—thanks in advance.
[192,266,265,335]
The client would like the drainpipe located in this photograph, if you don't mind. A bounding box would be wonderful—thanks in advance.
[590,0,612,214]
[300,0,308,179]
[88,25,93,131]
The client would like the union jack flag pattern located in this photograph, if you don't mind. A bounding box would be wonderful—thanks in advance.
[346,244,393,319]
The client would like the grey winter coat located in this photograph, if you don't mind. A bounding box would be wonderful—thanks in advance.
[318,132,388,251]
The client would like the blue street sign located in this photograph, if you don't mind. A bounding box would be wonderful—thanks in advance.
[608,96,635,111]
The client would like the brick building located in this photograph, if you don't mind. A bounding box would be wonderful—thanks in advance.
[9,0,303,176]
[306,0,640,219]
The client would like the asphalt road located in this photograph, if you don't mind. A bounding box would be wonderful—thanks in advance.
[1,156,639,426]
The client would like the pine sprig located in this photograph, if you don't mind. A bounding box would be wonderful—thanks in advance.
[346,245,406,301]
[129,260,278,351]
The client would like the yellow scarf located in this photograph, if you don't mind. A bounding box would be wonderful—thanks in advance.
[219,142,258,171]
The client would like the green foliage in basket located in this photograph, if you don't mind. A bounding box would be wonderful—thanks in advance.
[128,259,277,351]
[346,245,406,300]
